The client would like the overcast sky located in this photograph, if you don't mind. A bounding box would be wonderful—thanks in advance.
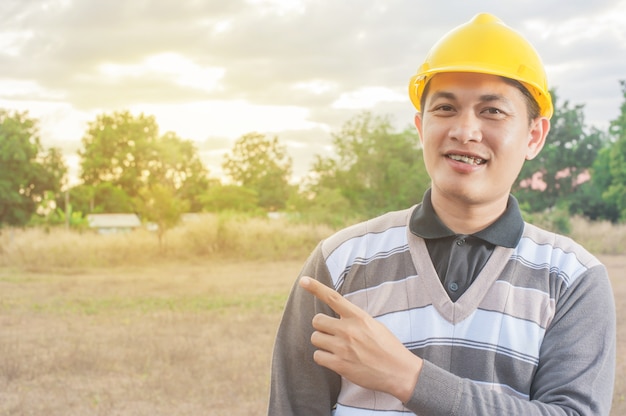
[2,0,626,181]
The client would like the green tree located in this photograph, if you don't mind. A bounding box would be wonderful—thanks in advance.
[78,111,211,213]
[287,187,353,227]
[201,184,260,213]
[222,133,293,211]
[310,112,428,218]
[603,80,626,220]
[135,183,190,251]
[513,91,604,212]
[79,110,159,199]
[0,110,67,227]
[66,182,134,214]
[148,131,211,213]
[569,146,620,221]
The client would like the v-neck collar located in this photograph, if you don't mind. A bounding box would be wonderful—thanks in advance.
[406,226,515,324]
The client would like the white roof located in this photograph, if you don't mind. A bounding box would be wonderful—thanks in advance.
[87,213,141,228]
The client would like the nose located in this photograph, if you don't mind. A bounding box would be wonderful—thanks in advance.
[448,112,482,143]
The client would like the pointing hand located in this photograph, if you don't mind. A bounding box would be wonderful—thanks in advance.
[299,276,422,403]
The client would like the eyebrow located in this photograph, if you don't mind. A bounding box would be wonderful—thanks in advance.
[429,91,512,105]
[429,91,456,102]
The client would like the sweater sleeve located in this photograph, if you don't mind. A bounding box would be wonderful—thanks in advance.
[405,264,616,415]
[268,243,341,415]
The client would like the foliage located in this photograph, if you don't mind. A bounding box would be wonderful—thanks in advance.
[149,131,211,213]
[0,110,67,228]
[309,112,429,218]
[521,203,572,235]
[201,184,261,213]
[287,187,358,227]
[78,111,210,214]
[28,205,90,230]
[513,91,605,212]
[79,111,159,197]
[222,133,293,211]
[568,147,620,222]
[602,80,626,220]
[134,183,190,250]
[65,182,134,215]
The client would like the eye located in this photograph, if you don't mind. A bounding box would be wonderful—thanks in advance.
[481,107,507,119]
[430,104,456,115]
[483,107,502,114]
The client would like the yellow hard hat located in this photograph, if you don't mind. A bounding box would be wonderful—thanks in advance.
[408,13,553,119]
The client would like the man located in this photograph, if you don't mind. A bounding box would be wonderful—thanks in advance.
[268,13,616,415]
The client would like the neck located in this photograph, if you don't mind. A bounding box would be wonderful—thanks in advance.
[430,188,509,235]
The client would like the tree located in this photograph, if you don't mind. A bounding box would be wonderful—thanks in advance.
[569,146,620,222]
[603,80,626,220]
[222,133,293,211]
[147,131,211,212]
[309,112,429,218]
[65,182,134,215]
[287,187,353,227]
[201,184,260,213]
[135,184,189,251]
[78,111,211,213]
[79,110,159,199]
[0,110,67,227]
[513,91,604,212]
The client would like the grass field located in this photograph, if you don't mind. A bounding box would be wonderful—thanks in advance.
[0,255,624,415]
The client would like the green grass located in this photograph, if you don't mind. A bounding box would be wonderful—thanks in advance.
[21,292,289,315]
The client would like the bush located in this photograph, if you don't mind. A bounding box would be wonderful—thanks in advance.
[521,204,571,235]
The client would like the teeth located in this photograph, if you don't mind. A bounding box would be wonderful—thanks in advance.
[448,154,485,165]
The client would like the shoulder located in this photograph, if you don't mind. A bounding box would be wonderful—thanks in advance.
[516,222,605,287]
[316,207,415,288]
[321,207,415,258]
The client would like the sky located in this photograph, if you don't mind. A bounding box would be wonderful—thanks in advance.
[2,0,626,183]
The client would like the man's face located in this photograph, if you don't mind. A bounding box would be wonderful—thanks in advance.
[415,72,549,207]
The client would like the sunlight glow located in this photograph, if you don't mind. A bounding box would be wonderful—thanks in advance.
[130,100,321,140]
[245,0,306,16]
[332,86,405,109]
[213,19,232,34]
[0,79,65,99]
[0,31,34,57]
[292,80,337,95]
[98,53,225,92]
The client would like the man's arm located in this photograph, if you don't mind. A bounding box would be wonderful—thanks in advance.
[268,246,341,415]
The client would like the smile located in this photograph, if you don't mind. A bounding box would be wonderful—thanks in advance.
[447,154,486,165]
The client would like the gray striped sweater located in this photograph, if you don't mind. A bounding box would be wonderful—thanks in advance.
[269,206,615,415]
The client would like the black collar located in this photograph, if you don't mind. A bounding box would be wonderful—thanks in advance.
[409,188,524,248]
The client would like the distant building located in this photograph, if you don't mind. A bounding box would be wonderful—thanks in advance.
[87,213,142,234]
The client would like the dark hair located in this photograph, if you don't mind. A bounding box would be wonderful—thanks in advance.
[419,75,541,123]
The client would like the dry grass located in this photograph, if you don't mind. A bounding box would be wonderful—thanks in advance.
[0,214,334,269]
[0,260,303,416]
[569,216,626,255]
[0,257,624,415]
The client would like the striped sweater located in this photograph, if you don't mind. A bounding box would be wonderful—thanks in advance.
[269,206,615,415]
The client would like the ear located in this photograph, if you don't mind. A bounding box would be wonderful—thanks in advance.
[525,117,550,160]
[414,113,424,145]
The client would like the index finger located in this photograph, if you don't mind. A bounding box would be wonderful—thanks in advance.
[299,276,364,318]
